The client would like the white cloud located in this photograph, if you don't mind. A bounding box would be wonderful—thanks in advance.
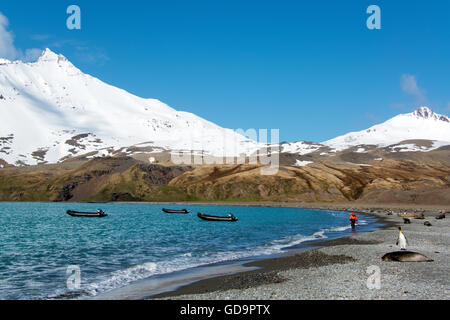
[400,74,426,104]
[0,12,41,62]
[30,34,51,41]
[23,48,43,61]
[73,46,109,65]
[0,12,19,60]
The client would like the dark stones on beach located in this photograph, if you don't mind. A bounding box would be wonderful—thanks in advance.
[215,271,287,292]
[154,251,357,299]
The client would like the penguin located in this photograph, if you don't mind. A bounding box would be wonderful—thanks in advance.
[396,226,408,250]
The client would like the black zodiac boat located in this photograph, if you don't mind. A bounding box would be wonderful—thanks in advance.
[66,210,108,218]
[197,212,238,222]
[162,208,189,214]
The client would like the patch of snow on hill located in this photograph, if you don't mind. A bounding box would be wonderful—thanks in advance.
[280,142,322,155]
[294,160,313,167]
[389,140,450,153]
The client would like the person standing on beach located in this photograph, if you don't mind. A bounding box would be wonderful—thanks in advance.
[350,212,358,229]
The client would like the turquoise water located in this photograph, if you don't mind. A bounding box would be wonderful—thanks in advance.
[0,202,381,299]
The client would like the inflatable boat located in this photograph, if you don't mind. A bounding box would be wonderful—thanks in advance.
[197,212,238,222]
[162,208,189,214]
[66,210,108,218]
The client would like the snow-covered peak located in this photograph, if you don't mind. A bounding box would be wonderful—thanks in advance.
[36,48,69,64]
[37,48,58,61]
[413,106,434,118]
[323,107,450,151]
[412,106,449,122]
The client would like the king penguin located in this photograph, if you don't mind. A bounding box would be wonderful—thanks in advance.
[396,226,408,250]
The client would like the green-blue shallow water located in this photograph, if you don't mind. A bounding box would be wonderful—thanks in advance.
[0,202,381,299]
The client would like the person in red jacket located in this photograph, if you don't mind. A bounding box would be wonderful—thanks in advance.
[350,212,358,229]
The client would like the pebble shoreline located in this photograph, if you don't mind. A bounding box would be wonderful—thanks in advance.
[152,205,449,300]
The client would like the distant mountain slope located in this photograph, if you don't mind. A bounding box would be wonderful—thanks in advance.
[167,160,450,205]
[0,49,258,166]
[0,157,194,202]
[2,155,448,205]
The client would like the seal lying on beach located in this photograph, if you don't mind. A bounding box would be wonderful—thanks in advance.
[435,214,445,220]
[401,213,425,220]
[381,251,433,262]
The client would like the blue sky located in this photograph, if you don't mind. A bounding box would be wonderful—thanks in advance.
[1,0,449,142]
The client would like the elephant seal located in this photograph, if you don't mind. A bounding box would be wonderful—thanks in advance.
[424,221,432,226]
[435,214,445,220]
[403,218,411,224]
[382,251,433,262]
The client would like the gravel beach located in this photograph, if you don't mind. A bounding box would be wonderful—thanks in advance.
[151,204,449,300]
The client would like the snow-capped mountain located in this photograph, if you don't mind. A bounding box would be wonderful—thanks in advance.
[322,106,450,151]
[0,49,259,165]
[1,48,449,167]
[276,107,449,159]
